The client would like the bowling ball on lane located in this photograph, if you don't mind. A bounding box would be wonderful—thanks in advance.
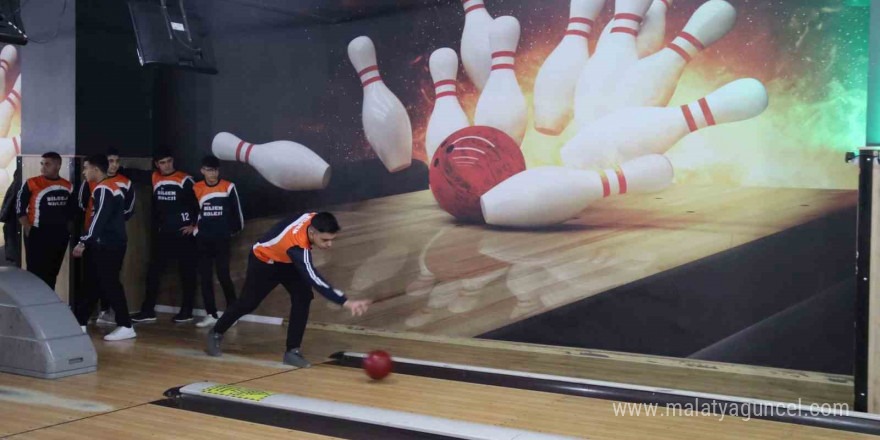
[363,350,393,380]
[429,126,526,223]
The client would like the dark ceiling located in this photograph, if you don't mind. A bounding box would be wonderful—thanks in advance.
[73,0,454,34]
[213,0,452,24]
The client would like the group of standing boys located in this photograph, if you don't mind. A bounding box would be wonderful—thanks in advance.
[17,150,242,341]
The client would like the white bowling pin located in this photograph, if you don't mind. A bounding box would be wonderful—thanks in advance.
[0,135,20,168]
[533,0,605,135]
[0,45,17,97]
[348,36,413,173]
[596,0,671,58]
[211,132,331,191]
[481,154,673,227]
[637,0,671,57]
[426,48,470,160]
[574,0,653,127]
[460,0,494,90]
[473,16,528,145]
[610,0,736,113]
[0,74,20,138]
[561,78,768,169]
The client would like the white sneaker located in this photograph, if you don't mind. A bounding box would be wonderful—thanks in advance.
[196,315,218,328]
[81,325,87,334]
[104,326,136,341]
[96,310,116,326]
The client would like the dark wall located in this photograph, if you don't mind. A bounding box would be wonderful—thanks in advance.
[76,0,154,158]
[22,0,76,155]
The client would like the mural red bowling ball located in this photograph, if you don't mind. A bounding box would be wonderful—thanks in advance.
[428,126,526,223]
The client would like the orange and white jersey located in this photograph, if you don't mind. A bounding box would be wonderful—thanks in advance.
[16,175,73,227]
[193,179,243,238]
[252,213,347,305]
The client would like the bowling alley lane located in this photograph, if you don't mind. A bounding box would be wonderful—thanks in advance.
[1,317,863,440]
[205,363,875,440]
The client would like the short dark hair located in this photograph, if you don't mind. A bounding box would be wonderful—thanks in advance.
[201,155,220,168]
[106,148,120,157]
[41,152,61,163]
[153,149,173,163]
[86,154,109,174]
[311,212,340,234]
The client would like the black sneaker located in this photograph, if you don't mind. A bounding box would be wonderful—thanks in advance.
[172,312,194,323]
[205,331,223,357]
[130,311,157,323]
[282,348,311,368]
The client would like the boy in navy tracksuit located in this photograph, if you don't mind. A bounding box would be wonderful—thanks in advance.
[78,148,135,325]
[192,155,244,328]
[126,150,199,323]
[16,152,74,290]
[72,155,136,341]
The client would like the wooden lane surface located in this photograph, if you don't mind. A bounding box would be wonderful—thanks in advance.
[7,365,868,440]
[154,186,856,337]
[0,319,854,437]
[241,365,872,440]
[0,320,295,437]
[4,404,341,440]
[138,321,852,407]
[302,324,852,408]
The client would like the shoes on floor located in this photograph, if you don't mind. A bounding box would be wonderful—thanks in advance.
[205,331,224,357]
[96,310,116,326]
[196,314,218,328]
[104,326,136,341]
[172,312,194,323]
[130,311,157,323]
[282,348,311,368]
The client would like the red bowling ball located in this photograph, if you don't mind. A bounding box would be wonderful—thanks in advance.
[363,350,393,380]
[428,126,526,223]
